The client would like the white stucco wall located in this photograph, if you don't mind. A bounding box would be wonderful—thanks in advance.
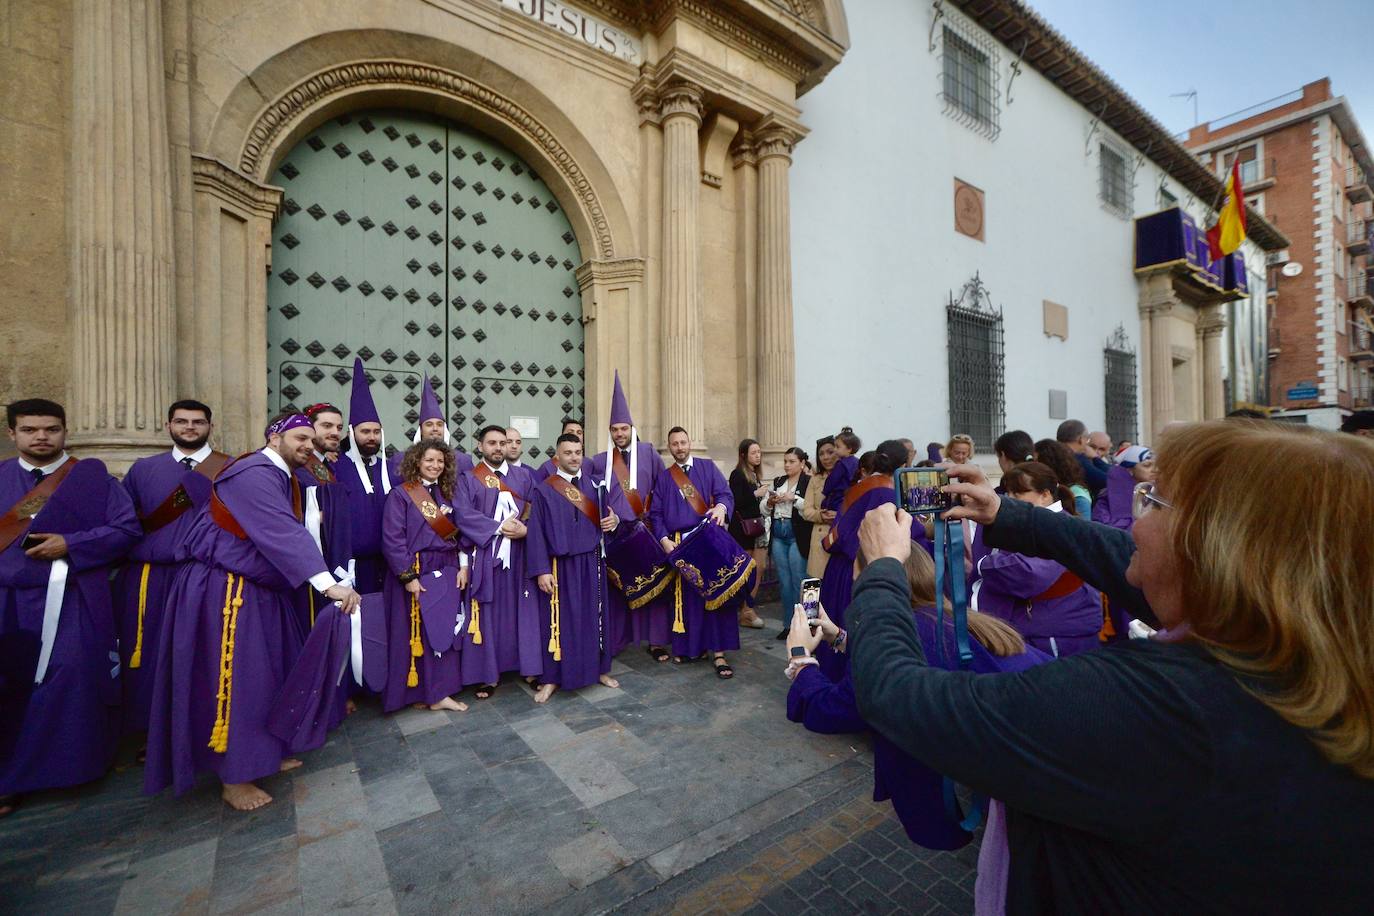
[790,0,1266,453]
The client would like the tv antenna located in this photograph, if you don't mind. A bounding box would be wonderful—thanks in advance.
[1171,89,1199,127]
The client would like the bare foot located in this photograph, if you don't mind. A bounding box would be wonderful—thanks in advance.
[0,795,18,818]
[533,683,557,704]
[429,697,468,712]
[412,702,429,710]
[222,782,272,811]
[279,758,303,773]
[598,674,620,689]
[345,699,358,715]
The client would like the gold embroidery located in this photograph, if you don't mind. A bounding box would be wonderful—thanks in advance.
[483,475,501,489]
[562,486,584,505]
[16,494,47,518]
[680,484,697,501]
[674,559,704,590]
[420,500,439,519]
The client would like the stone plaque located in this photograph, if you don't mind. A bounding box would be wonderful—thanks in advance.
[954,178,985,241]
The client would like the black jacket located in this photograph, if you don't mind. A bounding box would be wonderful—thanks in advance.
[771,472,812,560]
[847,497,1374,914]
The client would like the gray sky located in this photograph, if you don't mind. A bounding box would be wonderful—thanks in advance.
[1024,0,1374,143]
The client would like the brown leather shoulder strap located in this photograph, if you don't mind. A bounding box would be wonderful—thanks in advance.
[840,474,893,514]
[141,451,235,534]
[0,458,81,553]
[668,464,709,517]
[196,451,233,481]
[209,452,300,539]
[611,449,646,516]
[403,480,459,540]
[543,475,602,529]
[1035,570,1086,602]
[303,454,337,484]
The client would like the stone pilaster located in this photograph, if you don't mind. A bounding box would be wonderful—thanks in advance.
[755,126,800,463]
[1200,305,1228,420]
[657,83,706,443]
[68,0,178,468]
[1139,275,1178,441]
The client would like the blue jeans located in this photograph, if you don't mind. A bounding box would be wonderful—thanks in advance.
[769,518,806,629]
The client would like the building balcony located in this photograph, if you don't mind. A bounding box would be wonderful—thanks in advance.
[1348,218,1371,256]
[1237,157,1277,192]
[1350,273,1374,308]
[1348,165,1372,204]
[1355,385,1373,409]
[1351,321,1374,363]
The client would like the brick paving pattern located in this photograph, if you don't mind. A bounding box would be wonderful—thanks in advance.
[0,603,978,915]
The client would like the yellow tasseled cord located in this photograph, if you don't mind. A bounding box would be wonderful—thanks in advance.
[468,599,482,645]
[407,554,422,688]
[208,573,244,753]
[672,533,685,634]
[547,557,562,662]
[308,588,316,627]
[129,562,152,668]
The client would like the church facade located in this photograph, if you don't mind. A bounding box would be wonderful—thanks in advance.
[1,0,848,469]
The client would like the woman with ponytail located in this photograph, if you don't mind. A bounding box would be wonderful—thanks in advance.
[967,461,1102,657]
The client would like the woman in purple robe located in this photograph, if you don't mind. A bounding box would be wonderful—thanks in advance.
[145,416,361,811]
[820,429,860,512]
[970,462,1102,658]
[786,546,1050,915]
[381,441,495,713]
[1093,445,1155,531]
[525,435,633,702]
[1,401,140,815]
[816,440,905,680]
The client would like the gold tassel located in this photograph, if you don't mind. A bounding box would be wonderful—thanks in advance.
[407,554,421,688]
[309,588,316,627]
[672,533,686,634]
[547,557,562,662]
[208,573,244,753]
[468,598,482,645]
[130,562,151,668]
[1098,593,1116,643]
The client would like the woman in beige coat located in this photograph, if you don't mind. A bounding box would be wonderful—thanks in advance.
[800,438,838,579]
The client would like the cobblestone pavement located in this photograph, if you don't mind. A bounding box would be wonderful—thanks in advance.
[0,602,978,915]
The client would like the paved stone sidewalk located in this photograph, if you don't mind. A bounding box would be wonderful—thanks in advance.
[0,603,979,915]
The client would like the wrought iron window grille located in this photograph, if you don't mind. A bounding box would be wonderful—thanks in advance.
[1099,140,1135,219]
[936,14,1001,141]
[946,273,1006,446]
[1103,324,1139,444]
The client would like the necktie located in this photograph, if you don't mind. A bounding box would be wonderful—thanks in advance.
[570,475,580,486]
[496,470,504,479]
[679,464,690,474]
[181,457,196,470]
[620,449,630,464]
[30,467,45,484]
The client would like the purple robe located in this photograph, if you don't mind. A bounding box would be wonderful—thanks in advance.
[334,453,390,593]
[0,458,139,795]
[1092,465,1137,532]
[588,441,667,652]
[145,451,329,795]
[457,464,541,685]
[381,483,496,710]
[525,471,632,689]
[537,457,559,480]
[821,455,857,511]
[114,450,223,732]
[969,526,1102,658]
[817,479,896,680]
[293,459,352,633]
[647,458,738,658]
[786,609,1050,850]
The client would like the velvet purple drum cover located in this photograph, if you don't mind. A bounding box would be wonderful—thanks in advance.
[605,520,672,609]
[416,567,463,654]
[666,519,756,612]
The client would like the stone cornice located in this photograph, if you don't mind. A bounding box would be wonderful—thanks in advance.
[648,48,806,137]
[191,154,283,218]
[237,59,617,260]
[575,257,647,291]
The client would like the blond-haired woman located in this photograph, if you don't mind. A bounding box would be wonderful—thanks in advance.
[847,421,1374,910]
[799,436,837,579]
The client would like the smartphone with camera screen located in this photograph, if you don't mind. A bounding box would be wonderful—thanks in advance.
[21,533,43,550]
[895,467,953,515]
[800,578,821,623]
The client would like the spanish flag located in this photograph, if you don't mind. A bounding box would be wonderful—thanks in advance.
[1206,159,1248,260]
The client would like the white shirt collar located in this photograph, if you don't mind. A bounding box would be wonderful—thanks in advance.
[172,443,214,465]
[677,459,692,472]
[483,459,509,475]
[420,476,439,486]
[261,446,291,477]
[556,467,579,482]
[18,452,70,475]
[509,458,523,467]
[313,449,329,462]
[1047,500,1066,514]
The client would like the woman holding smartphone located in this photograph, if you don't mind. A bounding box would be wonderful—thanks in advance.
[767,446,811,639]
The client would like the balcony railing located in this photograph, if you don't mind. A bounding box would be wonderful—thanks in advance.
[1347,219,1372,257]
[1236,157,1277,189]
[1351,321,1373,361]
[1354,385,1373,408]
[1349,274,1373,304]
[1348,165,1372,203]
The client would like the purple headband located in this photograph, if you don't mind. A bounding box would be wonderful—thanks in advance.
[265,413,313,441]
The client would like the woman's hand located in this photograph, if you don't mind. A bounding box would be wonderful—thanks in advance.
[404,578,425,595]
[786,606,823,656]
[942,464,1001,526]
[821,509,837,524]
[814,603,840,642]
[859,506,913,564]
[754,483,771,499]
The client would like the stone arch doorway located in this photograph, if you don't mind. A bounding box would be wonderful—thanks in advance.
[266,108,585,459]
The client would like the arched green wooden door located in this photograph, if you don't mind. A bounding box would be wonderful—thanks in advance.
[266,109,585,459]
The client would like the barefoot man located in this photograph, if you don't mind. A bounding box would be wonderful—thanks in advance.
[144,413,361,811]
[526,434,629,703]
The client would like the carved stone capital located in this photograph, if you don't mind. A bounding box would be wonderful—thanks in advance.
[755,128,799,163]
[730,135,758,169]
[192,155,283,219]
[657,82,705,125]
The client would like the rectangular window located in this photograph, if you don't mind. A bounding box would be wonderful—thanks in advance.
[1159,186,1178,209]
[1104,338,1138,444]
[1224,145,1259,185]
[946,298,1005,446]
[1099,143,1131,217]
[940,24,1000,139]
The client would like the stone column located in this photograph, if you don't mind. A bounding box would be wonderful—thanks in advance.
[755,126,801,464]
[1138,275,1178,441]
[1200,305,1228,419]
[68,0,177,467]
[657,83,705,443]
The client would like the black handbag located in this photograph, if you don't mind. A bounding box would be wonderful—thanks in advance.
[738,516,766,539]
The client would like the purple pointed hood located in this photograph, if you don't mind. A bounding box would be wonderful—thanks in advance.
[417,375,443,425]
[609,370,634,427]
[348,358,381,426]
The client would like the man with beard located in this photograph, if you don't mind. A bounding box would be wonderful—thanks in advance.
[587,372,668,659]
[393,376,474,477]
[145,413,361,811]
[292,403,353,630]
[0,399,140,817]
[459,425,540,698]
[333,360,393,593]
[538,418,583,478]
[114,400,231,737]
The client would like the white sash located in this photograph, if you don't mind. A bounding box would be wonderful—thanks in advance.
[305,488,323,552]
[34,559,68,684]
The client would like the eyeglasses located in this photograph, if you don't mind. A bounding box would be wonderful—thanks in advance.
[950,434,973,443]
[1132,482,1172,519]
